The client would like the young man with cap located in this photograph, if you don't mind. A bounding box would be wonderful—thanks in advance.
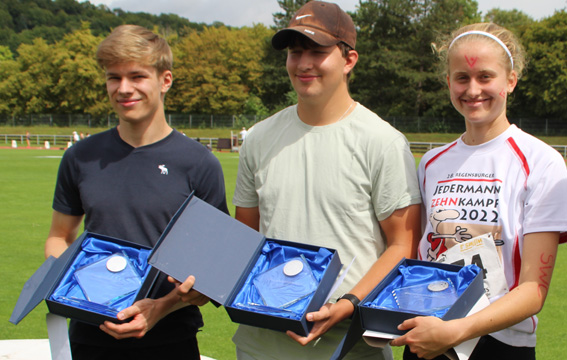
[232,1,421,359]
[44,25,227,359]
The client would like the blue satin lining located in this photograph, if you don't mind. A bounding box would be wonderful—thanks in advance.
[363,264,480,317]
[50,236,152,317]
[231,241,332,320]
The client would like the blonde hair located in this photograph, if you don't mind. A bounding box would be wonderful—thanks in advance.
[434,23,527,81]
[96,25,173,73]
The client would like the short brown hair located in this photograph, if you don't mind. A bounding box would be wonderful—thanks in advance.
[96,25,173,74]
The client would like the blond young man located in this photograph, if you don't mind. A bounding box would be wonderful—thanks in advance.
[232,2,422,359]
[45,25,227,359]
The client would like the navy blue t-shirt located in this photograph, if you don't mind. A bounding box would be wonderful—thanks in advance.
[53,127,229,348]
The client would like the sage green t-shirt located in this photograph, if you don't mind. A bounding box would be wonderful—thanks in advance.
[232,103,421,359]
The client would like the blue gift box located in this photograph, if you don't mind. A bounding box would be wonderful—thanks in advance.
[359,258,484,335]
[10,232,159,326]
[328,258,484,360]
[148,193,343,336]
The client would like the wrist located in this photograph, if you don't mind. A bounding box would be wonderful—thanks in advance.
[156,290,184,316]
[336,293,361,318]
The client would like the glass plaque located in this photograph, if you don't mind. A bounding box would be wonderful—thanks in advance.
[392,279,458,315]
[253,255,319,309]
[74,252,142,305]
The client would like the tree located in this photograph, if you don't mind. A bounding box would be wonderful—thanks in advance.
[514,11,567,119]
[168,25,271,115]
[2,38,58,115]
[0,46,18,114]
[483,8,534,30]
[0,25,109,118]
[0,0,203,55]
[351,0,479,121]
[0,45,12,61]
[53,24,109,117]
[257,35,292,112]
[272,0,310,29]
[258,0,309,112]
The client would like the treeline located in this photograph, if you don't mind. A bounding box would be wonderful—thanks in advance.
[1,0,566,126]
[0,0,216,52]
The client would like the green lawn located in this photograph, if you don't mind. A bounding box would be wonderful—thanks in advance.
[1,148,565,359]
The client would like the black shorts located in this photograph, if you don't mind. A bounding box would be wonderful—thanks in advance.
[71,336,200,360]
[403,335,535,360]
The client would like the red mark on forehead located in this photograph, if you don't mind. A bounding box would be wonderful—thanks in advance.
[465,55,478,68]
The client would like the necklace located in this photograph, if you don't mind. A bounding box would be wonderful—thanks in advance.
[337,100,356,122]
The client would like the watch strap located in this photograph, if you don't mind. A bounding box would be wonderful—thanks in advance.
[337,293,361,308]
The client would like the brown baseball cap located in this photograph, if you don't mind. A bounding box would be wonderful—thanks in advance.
[272,1,356,50]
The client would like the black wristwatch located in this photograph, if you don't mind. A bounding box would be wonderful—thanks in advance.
[337,293,360,309]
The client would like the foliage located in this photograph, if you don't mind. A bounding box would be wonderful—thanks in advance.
[483,8,534,31]
[0,0,566,123]
[352,0,480,117]
[514,11,567,119]
[258,0,310,112]
[0,0,206,54]
[258,36,293,112]
[272,0,310,29]
[53,24,109,117]
[168,25,273,115]
[0,25,108,119]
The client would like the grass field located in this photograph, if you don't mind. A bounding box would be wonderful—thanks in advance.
[1,148,565,359]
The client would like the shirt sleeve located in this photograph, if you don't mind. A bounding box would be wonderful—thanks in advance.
[523,150,567,234]
[193,150,230,216]
[372,133,421,221]
[52,147,84,216]
[233,137,259,208]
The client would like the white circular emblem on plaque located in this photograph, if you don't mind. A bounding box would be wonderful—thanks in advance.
[106,255,127,273]
[283,259,304,277]
[428,280,449,292]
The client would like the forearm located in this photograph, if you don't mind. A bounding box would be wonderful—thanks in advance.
[45,237,71,258]
[44,211,83,259]
[452,233,558,343]
[349,204,421,299]
[349,242,414,300]
[449,281,546,345]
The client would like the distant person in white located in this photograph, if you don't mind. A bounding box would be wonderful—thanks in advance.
[239,127,248,142]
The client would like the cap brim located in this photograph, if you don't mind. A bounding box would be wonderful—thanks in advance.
[272,27,339,50]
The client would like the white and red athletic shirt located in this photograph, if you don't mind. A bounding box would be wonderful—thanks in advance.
[417,124,567,347]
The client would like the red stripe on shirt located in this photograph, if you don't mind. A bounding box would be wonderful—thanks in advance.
[423,141,458,188]
[510,233,522,290]
[506,137,530,189]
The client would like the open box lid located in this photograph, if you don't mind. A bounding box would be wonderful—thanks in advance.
[148,193,266,305]
[10,238,83,325]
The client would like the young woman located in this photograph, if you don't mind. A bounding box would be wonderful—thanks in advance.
[390,23,567,360]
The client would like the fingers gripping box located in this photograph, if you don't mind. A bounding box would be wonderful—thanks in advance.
[11,233,159,326]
